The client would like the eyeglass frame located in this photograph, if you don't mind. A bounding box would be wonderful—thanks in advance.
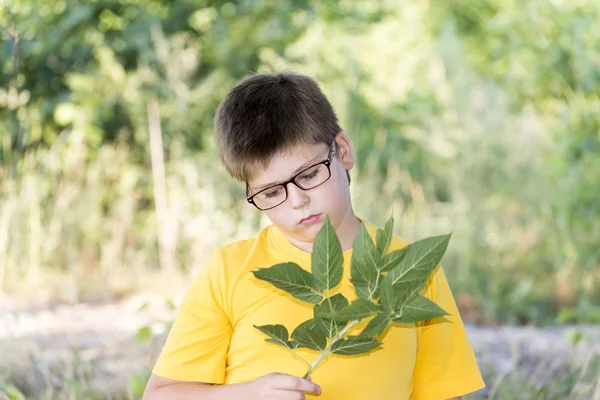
[246,139,336,211]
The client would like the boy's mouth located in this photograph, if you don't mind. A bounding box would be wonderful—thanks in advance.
[299,214,322,225]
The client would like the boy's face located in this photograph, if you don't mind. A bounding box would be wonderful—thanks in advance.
[247,133,356,247]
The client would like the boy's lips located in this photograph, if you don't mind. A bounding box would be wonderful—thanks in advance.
[299,213,322,225]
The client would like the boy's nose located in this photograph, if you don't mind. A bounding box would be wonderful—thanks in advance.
[286,182,309,208]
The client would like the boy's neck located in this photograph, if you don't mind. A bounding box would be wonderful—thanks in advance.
[288,209,362,254]
[335,211,363,252]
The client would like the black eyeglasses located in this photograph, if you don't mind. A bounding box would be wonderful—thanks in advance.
[246,140,335,211]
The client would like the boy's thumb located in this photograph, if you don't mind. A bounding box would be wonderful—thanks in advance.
[306,376,312,382]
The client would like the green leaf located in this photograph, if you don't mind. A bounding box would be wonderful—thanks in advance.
[314,294,349,338]
[253,262,324,304]
[331,336,382,355]
[393,295,449,323]
[391,281,418,309]
[136,326,152,342]
[291,319,327,351]
[379,247,407,272]
[265,339,294,348]
[254,324,293,349]
[0,384,27,400]
[321,298,379,322]
[381,275,420,315]
[387,233,452,301]
[376,215,394,256]
[379,274,395,312]
[360,313,392,337]
[350,279,374,300]
[350,223,380,299]
[356,222,382,267]
[311,216,344,292]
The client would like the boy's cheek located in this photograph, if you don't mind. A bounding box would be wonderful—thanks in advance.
[264,208,292,228]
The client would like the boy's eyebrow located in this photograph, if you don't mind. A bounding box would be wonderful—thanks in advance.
[253,154,321,191]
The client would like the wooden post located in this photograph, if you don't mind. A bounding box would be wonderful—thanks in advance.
[147,98,175,272]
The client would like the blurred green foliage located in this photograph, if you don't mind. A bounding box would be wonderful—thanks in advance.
[1,0,599,325]
[0,383,26,400]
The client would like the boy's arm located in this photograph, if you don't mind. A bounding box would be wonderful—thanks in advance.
[142,373,322,399]
[143,374,232,399]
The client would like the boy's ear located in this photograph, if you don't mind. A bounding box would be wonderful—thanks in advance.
[334,132,355,170]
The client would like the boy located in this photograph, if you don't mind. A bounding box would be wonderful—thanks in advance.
[143,72,485,399]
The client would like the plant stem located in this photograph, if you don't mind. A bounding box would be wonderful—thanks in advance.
[302,319,360,378]
[290,348,311,368]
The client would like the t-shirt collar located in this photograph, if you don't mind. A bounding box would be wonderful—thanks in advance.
[267,216,378,261]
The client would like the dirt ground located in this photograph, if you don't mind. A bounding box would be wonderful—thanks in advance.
[1,294,599,399]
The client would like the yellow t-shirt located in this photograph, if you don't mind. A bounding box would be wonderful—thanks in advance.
[153,219,485,399]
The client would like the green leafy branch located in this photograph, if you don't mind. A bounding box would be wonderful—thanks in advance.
[252,215,451,378]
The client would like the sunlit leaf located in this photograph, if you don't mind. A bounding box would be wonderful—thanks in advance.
[350,278,373,301]
[253,262,323,304]
[312,216,344,292]
[360,313,392,338]
[379,274,395,312]
[390,281,417,310]
[379,247,407,272]
[387,233,452,301]
[252,214,452,375]
[331,336,382,355]
[393,295,449,323]
[314,294,349,338]
[350,223,380,300]
[357,222,382,267]
[321,298,379,322]
[254,324,292,349]
[291,319,327,351]
[376,215,394,256]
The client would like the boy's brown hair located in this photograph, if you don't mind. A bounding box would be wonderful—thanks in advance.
[214,71,343,183]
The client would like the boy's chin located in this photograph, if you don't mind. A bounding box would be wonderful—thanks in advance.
[296,220,325,237]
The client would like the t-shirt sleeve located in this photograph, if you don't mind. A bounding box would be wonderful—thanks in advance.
[411,266,485,400]
[152,250,231,384]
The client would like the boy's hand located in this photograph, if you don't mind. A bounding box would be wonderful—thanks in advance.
[246,373,322,399]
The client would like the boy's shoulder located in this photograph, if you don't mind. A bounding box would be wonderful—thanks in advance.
[210,224,273,263]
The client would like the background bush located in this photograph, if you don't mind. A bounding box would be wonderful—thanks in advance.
[1,0,599,325]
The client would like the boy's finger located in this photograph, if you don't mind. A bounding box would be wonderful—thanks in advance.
[271,375,321,394]
[306,376,312,382]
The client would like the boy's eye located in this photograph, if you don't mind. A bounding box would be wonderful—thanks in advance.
[263,188,282,198]
[299,169,319,181]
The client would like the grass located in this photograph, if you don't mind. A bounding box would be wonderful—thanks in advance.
[472,354,600,400]
[1,330,598,400]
